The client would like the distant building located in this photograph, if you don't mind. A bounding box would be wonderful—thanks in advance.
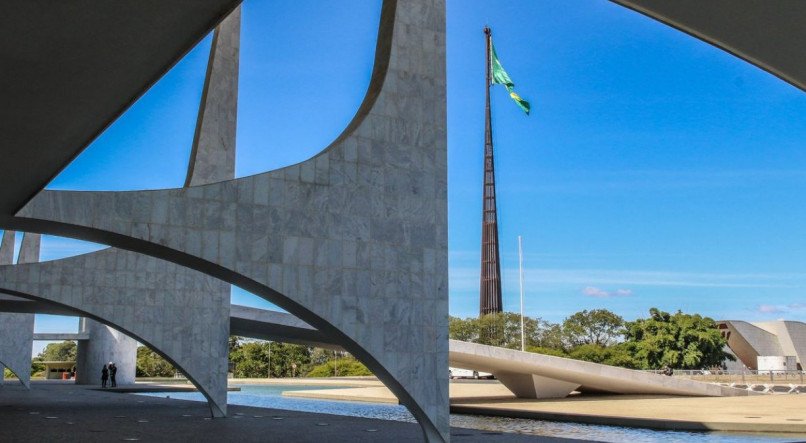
[717,320,806,370]
[40,361,76,380]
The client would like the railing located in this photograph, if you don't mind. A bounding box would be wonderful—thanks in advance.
[644,369,805,384]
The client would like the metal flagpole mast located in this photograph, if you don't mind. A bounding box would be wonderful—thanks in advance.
[480,26,503,317]
[519,235,525,351]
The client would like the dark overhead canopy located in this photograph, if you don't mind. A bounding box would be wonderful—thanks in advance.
[612,0,806,92]
[0,0,241,215]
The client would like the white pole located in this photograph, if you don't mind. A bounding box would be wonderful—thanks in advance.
[518,235,525,352]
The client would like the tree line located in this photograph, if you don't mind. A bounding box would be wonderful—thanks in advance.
[15,338,370,379]
[16,307,731,379]
[450,308,734,370]
[136,337,371,378]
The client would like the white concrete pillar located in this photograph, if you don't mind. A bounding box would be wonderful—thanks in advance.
[76,319,137,386]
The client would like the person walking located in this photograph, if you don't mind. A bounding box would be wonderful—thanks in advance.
[109,362,118,388]
[101,364,109,388]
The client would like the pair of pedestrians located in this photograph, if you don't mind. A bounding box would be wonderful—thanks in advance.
[101,362,117,388]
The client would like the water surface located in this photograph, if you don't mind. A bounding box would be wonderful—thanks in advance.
[137,384,802,443]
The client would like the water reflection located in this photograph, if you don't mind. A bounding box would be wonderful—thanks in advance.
[137,385,800,443]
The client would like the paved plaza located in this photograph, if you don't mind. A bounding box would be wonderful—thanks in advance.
[0,382,575,443]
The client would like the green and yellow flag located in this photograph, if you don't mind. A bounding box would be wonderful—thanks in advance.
[490,40,530,115]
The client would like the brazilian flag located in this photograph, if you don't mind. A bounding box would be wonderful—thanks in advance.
[490,40,530,115]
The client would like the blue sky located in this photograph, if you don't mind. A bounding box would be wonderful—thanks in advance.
[5,1,805,354]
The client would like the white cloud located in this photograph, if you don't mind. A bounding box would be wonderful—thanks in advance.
[757,304,785,314]
[581,286,633,298]
[756,303,806,314]
[448,266,804,293]
[501,169,806,196]
[582,286,610,297]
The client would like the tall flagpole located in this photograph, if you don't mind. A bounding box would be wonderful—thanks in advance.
[480,26,503,318]
[518,235,525,351]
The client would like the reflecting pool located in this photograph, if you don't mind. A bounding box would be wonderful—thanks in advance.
[137,385,801,443]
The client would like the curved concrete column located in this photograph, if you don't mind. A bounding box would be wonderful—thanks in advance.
[0,230,14,262]
[76,319,138,386]
[7,0,449,439]
[0,6,240,410]
[0,248,231,417]
[0,313,34,389]
[0,231,34,389]
[68,6,242,392]
[185,5,240,187]
[611,0,806,91]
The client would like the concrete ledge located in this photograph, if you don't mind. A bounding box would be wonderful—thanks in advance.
[451,403,806,434]
[100,384,241,394]
[229,377,383,388]
[283,387,400,404]
[32,332,89,341]
[451,394,806,434]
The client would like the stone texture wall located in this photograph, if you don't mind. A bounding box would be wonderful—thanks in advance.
[0,10,241,414]
[76,319,138,386]
[0,248,230,416]
[0,231,34,388]
[0,312,34,389]
[185,6,240,187]
[13,0,448,439]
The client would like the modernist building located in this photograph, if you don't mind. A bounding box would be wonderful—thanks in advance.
[719,320,806,370]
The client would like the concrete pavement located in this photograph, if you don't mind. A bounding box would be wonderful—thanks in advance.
[0,382,577,442]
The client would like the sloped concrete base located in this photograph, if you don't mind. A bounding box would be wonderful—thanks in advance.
[495,373,580,399]
[450,340,751,398]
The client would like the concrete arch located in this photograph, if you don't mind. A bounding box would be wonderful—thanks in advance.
[0,313,34,389]
[0,248,231,417]
[0,232,34,389]
[3,0,449,440]
[0,359,24,388]
[611,0,806,92]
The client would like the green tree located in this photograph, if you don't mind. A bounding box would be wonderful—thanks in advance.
[136,346,175,377]
[309,348,334,367]
[30,361,45,377]
[228,341,312,378]
[449,312,548,349]
[229,341,271,378]
[34,341,77,362]
[525,345,567,358]
[562,309,625,347]
[229,335,243,354]
[624,308,735,369]
[268,343,311,377]
[567,343,639,368]
[534,322,566,350]
[306,357,372,377]
[448,316,479,342]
